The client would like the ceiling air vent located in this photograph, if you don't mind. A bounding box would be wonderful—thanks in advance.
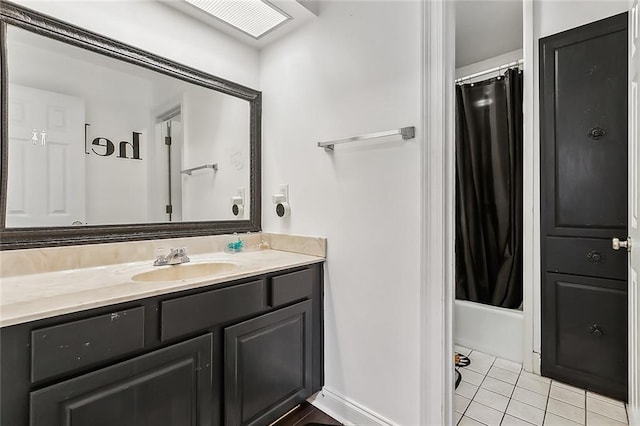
[183,0,292,39]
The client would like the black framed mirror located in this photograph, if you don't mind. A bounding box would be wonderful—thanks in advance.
[0,2,261,250]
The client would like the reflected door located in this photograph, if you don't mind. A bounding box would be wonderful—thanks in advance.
[156,117,183,222]
[7,85,85,227]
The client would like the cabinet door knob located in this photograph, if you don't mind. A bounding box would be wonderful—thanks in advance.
[586,251,604,264]
[588,127,606,140]
[588,324,605,336]
[612,237,632,252]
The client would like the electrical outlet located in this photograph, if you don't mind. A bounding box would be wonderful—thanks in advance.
[273,184,291,218]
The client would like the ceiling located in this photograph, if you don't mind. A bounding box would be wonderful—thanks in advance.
[455,0,523,68]
[161,0,319,49]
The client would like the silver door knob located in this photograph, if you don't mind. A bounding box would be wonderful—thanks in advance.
[612,237,632,252]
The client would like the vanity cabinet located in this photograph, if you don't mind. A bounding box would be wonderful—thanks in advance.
[0,262,324,426]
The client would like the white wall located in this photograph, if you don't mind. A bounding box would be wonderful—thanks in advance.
[12,0,260,89]
[530,0,628,355]
[455,49,523,81]
[181,88,250,221]
[455,0,523,68]
[534,0,628,39]
[260,1,422,424]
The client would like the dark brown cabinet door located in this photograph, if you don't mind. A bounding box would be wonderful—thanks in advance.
[29,334,213,426]
[224,301,312,426]
[544,273,627,397]
[540,13,628,400]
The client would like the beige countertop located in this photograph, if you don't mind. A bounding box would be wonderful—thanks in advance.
[0,249,324,328]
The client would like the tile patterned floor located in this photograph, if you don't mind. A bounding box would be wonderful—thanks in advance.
[454,346,629,426]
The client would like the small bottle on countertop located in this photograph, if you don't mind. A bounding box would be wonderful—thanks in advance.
[225,233,244,253]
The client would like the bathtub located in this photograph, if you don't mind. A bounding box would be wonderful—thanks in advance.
[454,299,524,362]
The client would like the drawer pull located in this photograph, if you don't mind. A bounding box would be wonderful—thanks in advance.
[588,127,606,140]
[586,251,605,264]
[588,324,605,336]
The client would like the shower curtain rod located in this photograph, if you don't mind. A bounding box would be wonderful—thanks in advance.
[455,59,524,83]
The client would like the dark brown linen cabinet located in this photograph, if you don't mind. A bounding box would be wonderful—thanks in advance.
[540,13,629,400]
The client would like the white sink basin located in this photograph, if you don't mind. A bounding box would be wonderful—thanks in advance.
[131,262,239,282]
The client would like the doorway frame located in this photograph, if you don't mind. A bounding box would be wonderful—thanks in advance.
[522,0,537,375]
[419,1,535,424]
[425,2,640,424]
[420,1,455,425]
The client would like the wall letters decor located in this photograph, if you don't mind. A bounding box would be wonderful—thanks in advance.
[90,132,142,160]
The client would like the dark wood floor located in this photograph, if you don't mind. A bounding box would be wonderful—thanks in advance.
[273,402,342,426]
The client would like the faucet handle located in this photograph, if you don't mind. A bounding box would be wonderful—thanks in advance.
[153,248,170,266]
[155,247,170,259]
[178,247,190,263]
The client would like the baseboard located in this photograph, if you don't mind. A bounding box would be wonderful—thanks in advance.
[629,408,639,426]
[307,387,395,426]
[532,352,542,375]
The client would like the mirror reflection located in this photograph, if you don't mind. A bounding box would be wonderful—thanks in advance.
[6,25,251,228]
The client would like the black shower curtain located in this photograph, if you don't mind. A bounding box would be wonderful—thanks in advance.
[455,68,523,309]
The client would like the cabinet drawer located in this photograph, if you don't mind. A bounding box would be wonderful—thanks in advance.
[270,269,314,308]
[161,280,265,341]
[545,236,627,280]
[31,307,144,383]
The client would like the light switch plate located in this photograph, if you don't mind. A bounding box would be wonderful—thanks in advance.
[278,184,289,201]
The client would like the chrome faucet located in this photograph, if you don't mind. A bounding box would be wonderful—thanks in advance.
[154,247,190,266]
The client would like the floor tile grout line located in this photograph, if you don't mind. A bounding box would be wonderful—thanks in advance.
[584,395,630,424]
[584,393,629,411]
[504,367,546,426]
[458,351,481,422]
[488,364,521,377]
[463,352,629,426]
[475,369,519,387]
[546,394,586,410]
[541,381,551,426]
[546,399,587,424]
[626,403,630,424]
[551,380,588,396]
[487,355,511,426]
[467,351,528,426]
[466,352,514,426]
[502,361,522,424]
[467,352,497,425]
[469,354,539,426]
